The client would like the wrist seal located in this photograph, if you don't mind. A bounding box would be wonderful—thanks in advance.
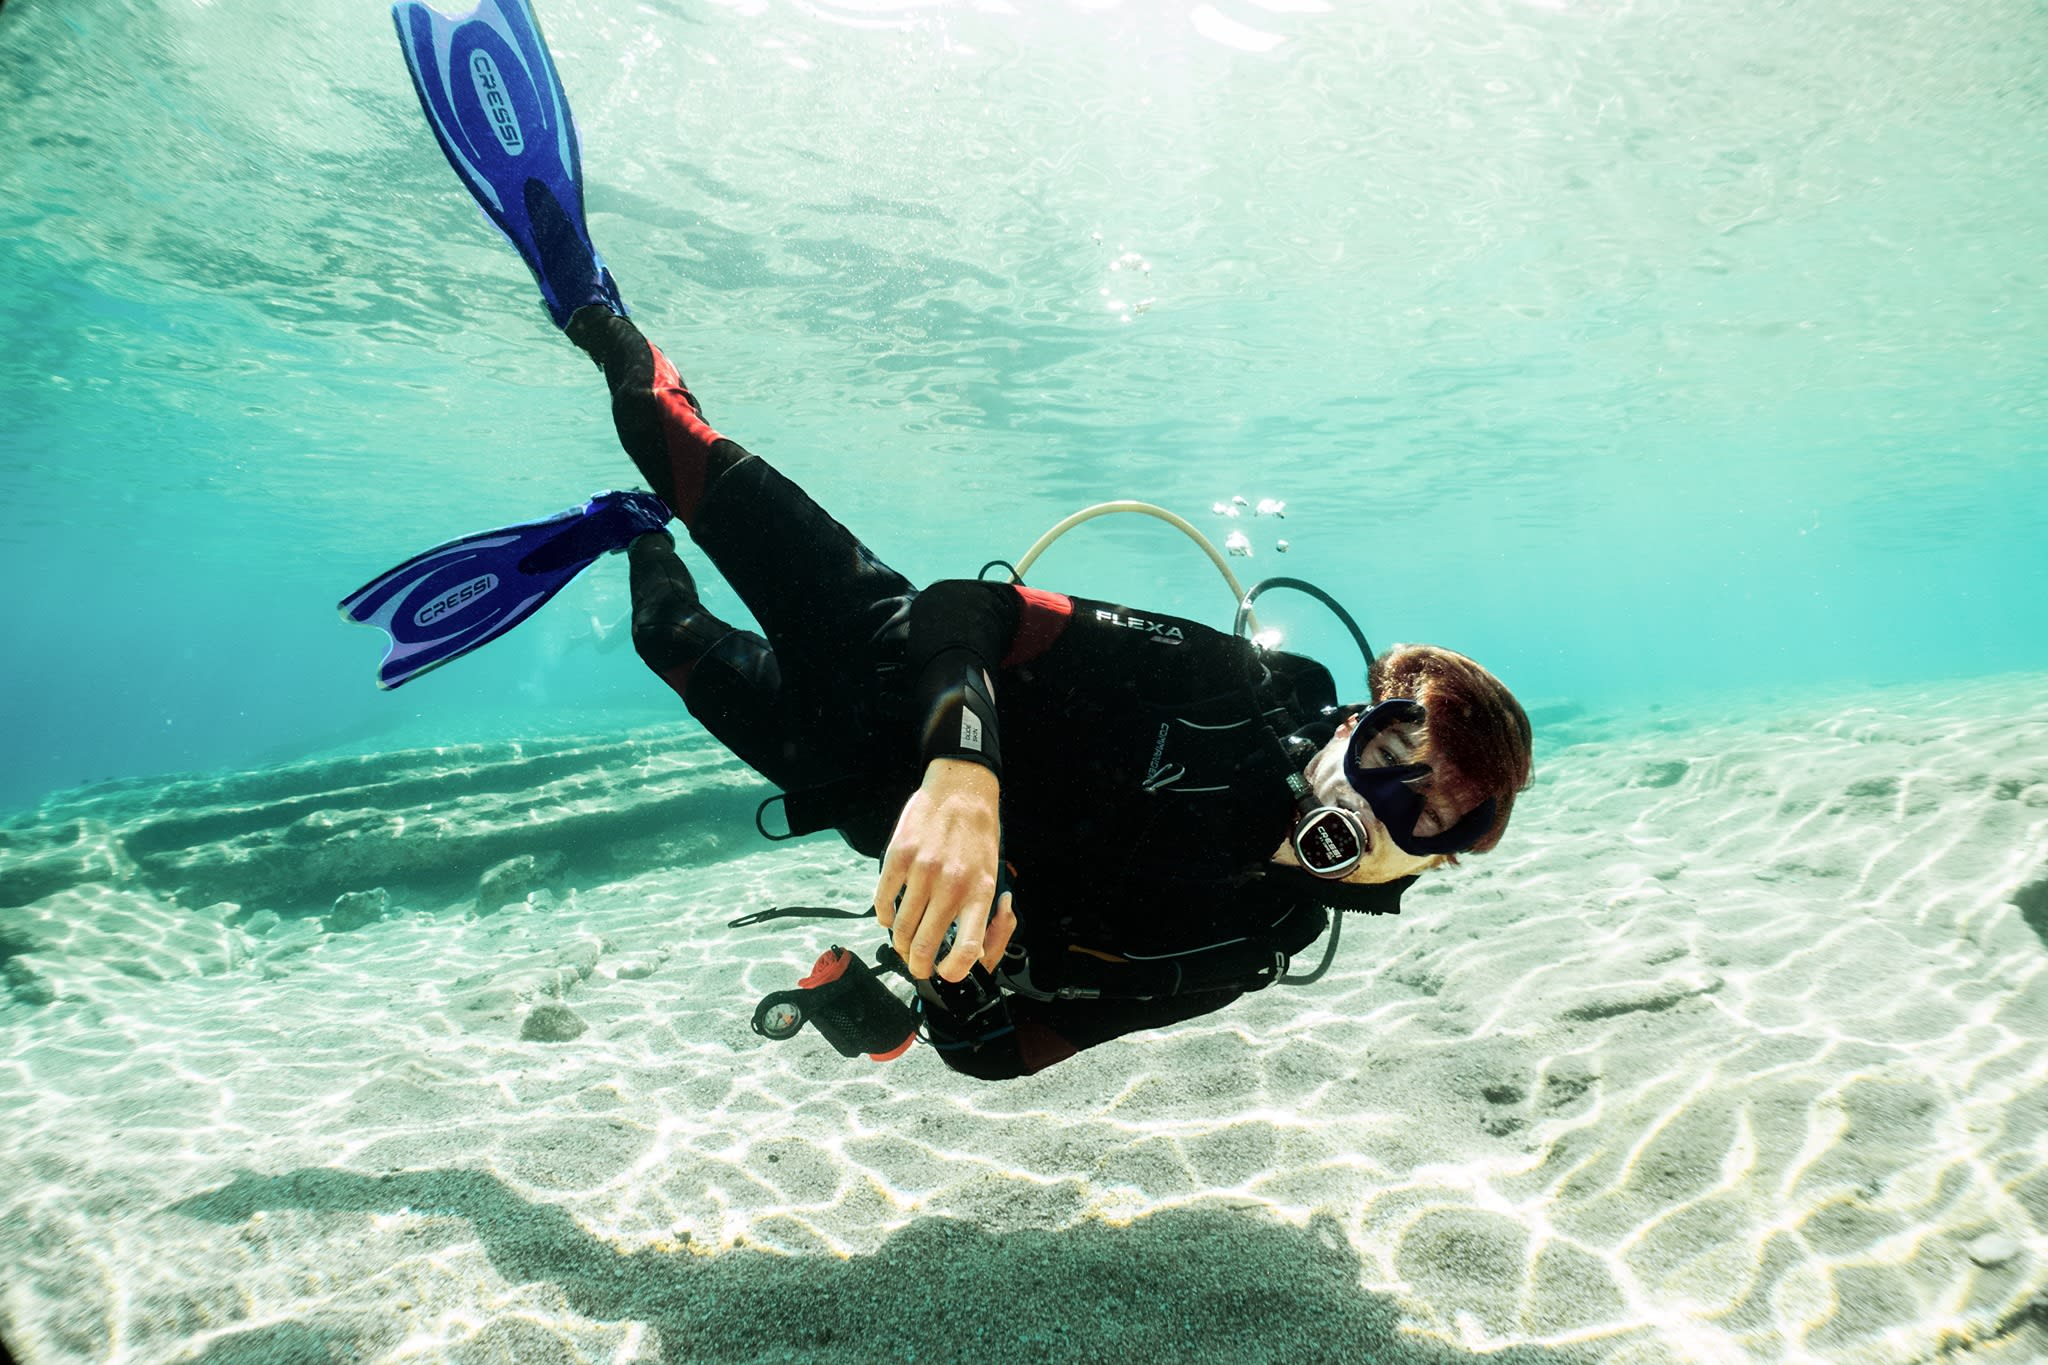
[915,650,1003,777]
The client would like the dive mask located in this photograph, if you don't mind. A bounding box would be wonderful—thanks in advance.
[1339,699,1496,858]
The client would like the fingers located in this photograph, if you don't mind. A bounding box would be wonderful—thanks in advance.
[936,891,993,984]
[876,820,938,972]
[979,893,1017,974]
[914,860,997,980]
[873,838,912,929]
[880,846,995,980]
[941,890,1016,982]
[875,772,1003,980]
[878,856,1011,981]
[896,859,940,973]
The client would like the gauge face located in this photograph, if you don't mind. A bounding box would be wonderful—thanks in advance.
[760,1001,804,1040]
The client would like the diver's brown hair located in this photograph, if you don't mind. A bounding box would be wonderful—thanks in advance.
[1368,644,1533,854]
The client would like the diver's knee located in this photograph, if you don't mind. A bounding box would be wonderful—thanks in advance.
[611,376,705,432]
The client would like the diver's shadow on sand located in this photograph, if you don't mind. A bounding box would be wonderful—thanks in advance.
[171,1166,1594,1364]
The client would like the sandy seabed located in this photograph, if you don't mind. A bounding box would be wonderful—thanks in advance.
[2,674,2046,1364]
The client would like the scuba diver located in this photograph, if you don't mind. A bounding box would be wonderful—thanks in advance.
[348,0,1534,1079]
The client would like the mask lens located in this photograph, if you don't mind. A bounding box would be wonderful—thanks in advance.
[1342,700,1425,774]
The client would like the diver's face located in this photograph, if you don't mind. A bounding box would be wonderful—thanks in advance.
[1302,712,1451,883]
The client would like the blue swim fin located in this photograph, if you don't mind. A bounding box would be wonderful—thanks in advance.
[392,0,627,328]
[339,490,671,689]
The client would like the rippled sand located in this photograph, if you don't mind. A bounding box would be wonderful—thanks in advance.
[2,676,2045,1363]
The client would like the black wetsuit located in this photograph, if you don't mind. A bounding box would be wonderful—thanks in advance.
[569,311,1411,1078]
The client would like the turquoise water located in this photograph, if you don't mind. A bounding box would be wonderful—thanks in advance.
[1,0,2041,811]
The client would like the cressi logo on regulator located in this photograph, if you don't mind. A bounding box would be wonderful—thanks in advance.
[468,53,525,154]
[415,575,497,627]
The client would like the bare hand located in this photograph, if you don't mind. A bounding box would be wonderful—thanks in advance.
[874,759,1018,981]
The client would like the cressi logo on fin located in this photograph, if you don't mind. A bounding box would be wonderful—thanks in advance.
[341,489,669,690]
[412,574,499,628]
[468,52,525,154]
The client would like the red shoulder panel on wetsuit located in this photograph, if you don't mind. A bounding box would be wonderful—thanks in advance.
[1001,586,1073,667]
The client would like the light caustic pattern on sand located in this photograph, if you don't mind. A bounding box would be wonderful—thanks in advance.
[1,680,2045,1361]
[1284,680,2048,1362]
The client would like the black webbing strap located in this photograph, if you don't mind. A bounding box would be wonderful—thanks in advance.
[728,905,876,929]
